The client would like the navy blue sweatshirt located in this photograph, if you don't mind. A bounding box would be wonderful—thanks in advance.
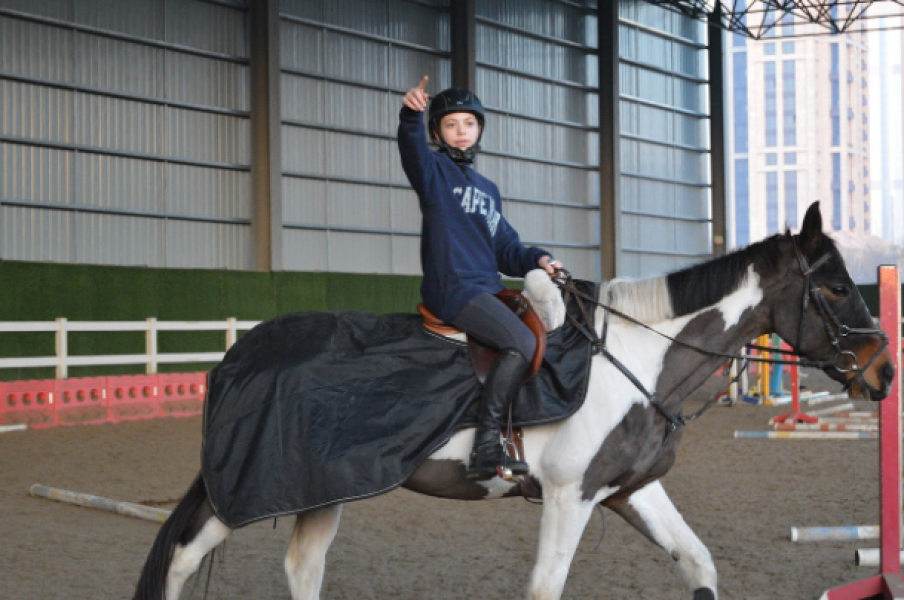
[397,106,551,322]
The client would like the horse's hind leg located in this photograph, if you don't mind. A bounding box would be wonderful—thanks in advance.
[606,480,717,599]
[167,515,231,599]
[285,504,343,600]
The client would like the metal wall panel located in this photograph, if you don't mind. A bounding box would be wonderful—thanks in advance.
[75,34,163,98]
[74,0,164,40]
[279,0,450,274]
[475,0,599,279]
[0,0,252,270]
[618,0,711,277]
[77,154,163,212]
[165,51,249,111]
[282,228,327,271]
[1,205,73,261]
[0,17,73,83]
[1,0,71,19]
[1,143,72,204]
[75,212,165,266]
[165,164,249,219]
[76,95,163,154]
[165,0,247,56]
[1,81,71,143]
[282,177,326,225]
[165,220,251,269]
[166,107,248,165]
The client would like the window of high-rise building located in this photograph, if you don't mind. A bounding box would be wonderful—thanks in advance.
[831,43,841,146]
[767,172,779,233]
[785,171,798,228]
[736,159,750,246]
[832,152,842,230]
[782,60,797,146]
[765,61,778,146]
[734,53,749,153]
[784,152,797,165]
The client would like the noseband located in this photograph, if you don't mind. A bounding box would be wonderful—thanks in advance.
[791,237,888,396]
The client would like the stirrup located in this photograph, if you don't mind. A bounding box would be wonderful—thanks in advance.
[466,447,529,482]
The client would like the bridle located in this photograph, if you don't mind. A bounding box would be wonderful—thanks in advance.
[552,234,888,431]
[789,236,888,396]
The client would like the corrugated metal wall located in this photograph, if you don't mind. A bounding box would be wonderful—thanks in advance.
[476,0,600,278]
[0,0,714,280]
[618,1,711,276]
[279,0,451,274]
[0,0,252,269]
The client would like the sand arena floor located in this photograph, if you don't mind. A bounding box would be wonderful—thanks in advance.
[0,370,889,599]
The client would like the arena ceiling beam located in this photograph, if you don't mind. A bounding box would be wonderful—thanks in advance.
[643,0,904,39]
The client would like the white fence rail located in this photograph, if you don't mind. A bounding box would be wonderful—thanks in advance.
[0,318,261,379]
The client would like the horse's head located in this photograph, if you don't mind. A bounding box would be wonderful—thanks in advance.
[770,202,894,400]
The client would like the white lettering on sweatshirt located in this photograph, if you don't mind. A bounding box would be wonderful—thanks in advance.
[455,186,500,236]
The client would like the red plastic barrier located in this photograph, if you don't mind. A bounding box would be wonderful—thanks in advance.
[54,377,108,426]
[106,375,159,423]
[1,379,58,429]
[158,373,206,418]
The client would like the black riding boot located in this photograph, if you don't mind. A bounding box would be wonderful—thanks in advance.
[466,349,531,481]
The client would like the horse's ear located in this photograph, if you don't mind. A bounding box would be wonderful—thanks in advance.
[800,201,823,250]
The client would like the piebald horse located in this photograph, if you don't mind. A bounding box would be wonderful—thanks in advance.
[133,202,894,600]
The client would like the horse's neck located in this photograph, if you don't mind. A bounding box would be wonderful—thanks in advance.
[602,269,769,406]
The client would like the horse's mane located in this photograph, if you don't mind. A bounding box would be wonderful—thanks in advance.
[602,231,793,324]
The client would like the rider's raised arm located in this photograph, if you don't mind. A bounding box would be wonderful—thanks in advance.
[397,76,436,201]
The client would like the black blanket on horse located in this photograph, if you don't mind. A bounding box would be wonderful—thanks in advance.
[201,281,598,527]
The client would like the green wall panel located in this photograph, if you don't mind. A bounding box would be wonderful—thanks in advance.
[0,261,421,381]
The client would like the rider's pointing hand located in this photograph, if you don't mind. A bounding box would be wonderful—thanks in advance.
[403,76,429,112]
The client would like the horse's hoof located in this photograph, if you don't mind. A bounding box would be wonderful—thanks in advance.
[693,588,716,600]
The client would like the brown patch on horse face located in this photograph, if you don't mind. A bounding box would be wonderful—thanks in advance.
[839,338,895,400]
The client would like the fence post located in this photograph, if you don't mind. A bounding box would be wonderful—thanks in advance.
[55,318,68,379]
[226,317,237,349]
[146,318,158,375]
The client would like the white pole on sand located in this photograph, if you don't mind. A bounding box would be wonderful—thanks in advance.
[29,484,172,524]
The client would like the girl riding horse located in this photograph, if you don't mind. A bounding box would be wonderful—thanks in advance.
[399,76,562,480]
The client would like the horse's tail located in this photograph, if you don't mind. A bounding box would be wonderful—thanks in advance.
[133,474,210,600]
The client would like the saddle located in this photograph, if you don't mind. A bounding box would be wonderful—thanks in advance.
[417,289,547,384]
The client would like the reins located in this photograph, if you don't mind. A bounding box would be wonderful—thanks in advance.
[551,235,888,430]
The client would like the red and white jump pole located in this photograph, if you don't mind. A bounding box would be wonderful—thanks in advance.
[820,265,904,600]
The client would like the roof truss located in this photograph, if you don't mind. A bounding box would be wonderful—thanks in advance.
[642,0,904,38]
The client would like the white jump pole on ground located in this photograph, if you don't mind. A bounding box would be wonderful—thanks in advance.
[734,430,877,440]
[807,402,856,417]
[29,484,172,524]
[0,424,27,434]
[792,526,880,543]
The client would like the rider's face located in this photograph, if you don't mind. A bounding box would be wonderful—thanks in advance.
[439,112,480,150]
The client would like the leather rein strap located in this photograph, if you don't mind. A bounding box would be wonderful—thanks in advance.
[551,239,887,430]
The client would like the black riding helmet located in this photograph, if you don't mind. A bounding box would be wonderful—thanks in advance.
[428,87,485,164]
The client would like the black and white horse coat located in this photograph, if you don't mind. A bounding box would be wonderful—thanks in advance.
[134,203,894,600]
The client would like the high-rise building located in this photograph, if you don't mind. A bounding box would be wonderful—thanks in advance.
[868,15,904,246]
[727,5,871,247]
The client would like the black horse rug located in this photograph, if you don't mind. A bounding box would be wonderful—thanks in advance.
[201,281,598,527]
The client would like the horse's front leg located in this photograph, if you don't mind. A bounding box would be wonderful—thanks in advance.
[528,484,596,600]
[606,480,717,599]
[284,504,343,600]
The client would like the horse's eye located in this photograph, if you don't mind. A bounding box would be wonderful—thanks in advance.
[830,285,850,297]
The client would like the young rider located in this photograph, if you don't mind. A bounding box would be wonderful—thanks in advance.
[397,76,563,480]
